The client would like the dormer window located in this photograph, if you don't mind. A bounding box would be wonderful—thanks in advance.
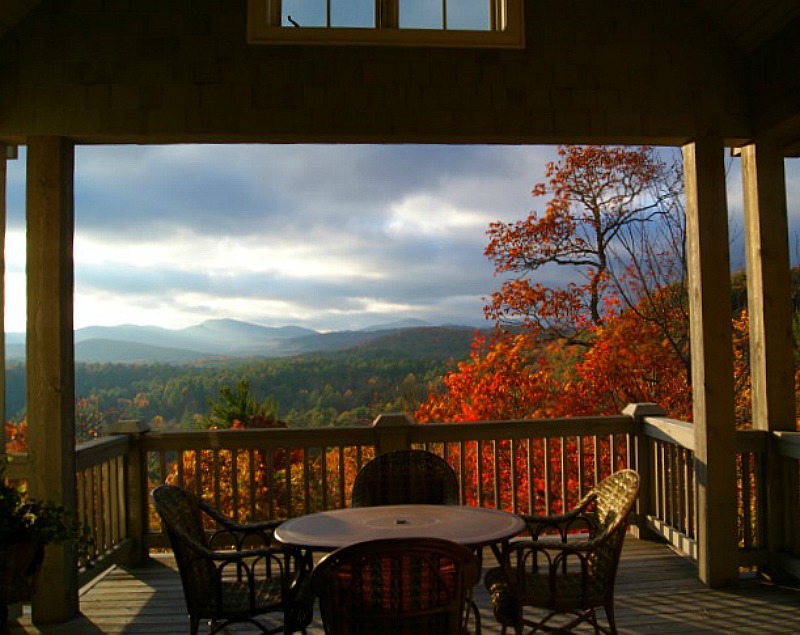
[247,0,524,48]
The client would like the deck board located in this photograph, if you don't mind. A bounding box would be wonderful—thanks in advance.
[8,538,800,634]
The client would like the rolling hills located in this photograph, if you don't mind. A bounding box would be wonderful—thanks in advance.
[5,318,486,364]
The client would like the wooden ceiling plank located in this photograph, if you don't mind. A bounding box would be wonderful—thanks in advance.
[735,2,800,52]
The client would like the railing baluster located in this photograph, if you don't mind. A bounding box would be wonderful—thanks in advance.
[303,447,311,515]
[320,447,329,509]
[338,446,346,507]
[213,449,221,511]
[741,453,752,549]
[491,441,502,509]
[578,435,585,501]
[510,438,517,513]
[193,450,202,497]
[458,440,466,505]
[526,438,534,515]
[560,437,568,513]
[248,449,256,520]
[544,437,551,516]
[265,446,275,519]
[676,446,686,535]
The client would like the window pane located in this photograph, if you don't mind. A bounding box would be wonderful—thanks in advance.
[399,0,443,29]
[447,0,490,30]
[331,0,375,27]
[283,0,327,27]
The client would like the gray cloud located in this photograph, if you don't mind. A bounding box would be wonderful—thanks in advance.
[6,145,799,332]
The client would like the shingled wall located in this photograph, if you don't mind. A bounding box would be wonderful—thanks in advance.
[0,0,751,145]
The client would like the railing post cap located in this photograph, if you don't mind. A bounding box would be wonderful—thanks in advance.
[372,413,415,428]
[107,419,151,435]
[622,402,667,417]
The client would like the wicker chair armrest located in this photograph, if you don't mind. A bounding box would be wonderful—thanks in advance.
[521,494,598,540]
[167,520,286,561]
[198,498,282,533]
[505,536,594,557]
[191,538,287,564]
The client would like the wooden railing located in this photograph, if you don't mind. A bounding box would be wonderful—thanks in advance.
[75,435,132,585]
[140,413,636,548]
[638,412,771,570]
[12,403,798,585]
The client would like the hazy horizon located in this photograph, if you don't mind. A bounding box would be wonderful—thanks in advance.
[5,145,799,334]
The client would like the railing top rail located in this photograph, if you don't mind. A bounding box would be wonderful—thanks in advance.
[141,427,380,451]
[641,416,694,450]
[140,415,636,452]
[642,417,772,455]
[76,434,131,471]
[774,431,800,460]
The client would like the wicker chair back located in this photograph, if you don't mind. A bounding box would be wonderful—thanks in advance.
[351,450,459,507]
[312,537,481,634]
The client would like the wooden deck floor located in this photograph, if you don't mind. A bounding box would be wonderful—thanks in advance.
[8,538,800,634]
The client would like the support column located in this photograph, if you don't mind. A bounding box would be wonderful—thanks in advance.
[683,135,739,587]
[0,146,7,437]
[25,136,78,623]
[741,139,795,574]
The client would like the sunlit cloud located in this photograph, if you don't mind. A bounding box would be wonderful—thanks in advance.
[5,146,797,334]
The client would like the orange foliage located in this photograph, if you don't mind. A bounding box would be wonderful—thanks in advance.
[415,332,563,423]
[4,418,27,453]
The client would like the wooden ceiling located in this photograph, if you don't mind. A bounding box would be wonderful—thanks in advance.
[696,0,800,53]
[1,0,799,55]
[0,0,42,40]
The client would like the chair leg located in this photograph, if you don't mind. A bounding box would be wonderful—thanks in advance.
[189,616,200,635]
[604,602,618,635]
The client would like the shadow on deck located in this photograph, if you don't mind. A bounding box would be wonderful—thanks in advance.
[8,538,800,634]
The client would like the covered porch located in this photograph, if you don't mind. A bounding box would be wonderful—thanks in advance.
[1,0,800,629]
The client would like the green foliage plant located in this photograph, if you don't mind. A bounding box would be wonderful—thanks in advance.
[0,457,84,548]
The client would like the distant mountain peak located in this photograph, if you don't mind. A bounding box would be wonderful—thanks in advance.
[6,318,486,364]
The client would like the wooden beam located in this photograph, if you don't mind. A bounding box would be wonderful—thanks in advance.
[25,136,79,623]
[683,135,739,587]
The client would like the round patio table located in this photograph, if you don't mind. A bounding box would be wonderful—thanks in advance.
[274,504,525,551]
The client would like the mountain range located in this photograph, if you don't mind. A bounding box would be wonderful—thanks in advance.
[5,318,485,364]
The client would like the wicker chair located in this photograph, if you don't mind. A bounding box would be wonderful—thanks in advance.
[350,449,460,507]
[151,485,313,635]
[312,537,482,634]
[484,469,640,635]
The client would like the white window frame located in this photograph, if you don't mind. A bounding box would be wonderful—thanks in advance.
[247,0,524,48]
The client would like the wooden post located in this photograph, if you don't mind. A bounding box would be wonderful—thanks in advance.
[25,136,79,622]
[622,402,665,540]
[0,146,6,441]
[108,420,152,566]
[741,139,796,577]
[683,136,739,587]
[372,413,414,454]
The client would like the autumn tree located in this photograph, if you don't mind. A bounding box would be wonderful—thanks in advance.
[418,145,692,424]
[485,145,683,344]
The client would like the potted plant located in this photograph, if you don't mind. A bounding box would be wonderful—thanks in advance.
[0,458,84,634]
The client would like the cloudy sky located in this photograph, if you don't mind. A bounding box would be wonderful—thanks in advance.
[4,145,800,334]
